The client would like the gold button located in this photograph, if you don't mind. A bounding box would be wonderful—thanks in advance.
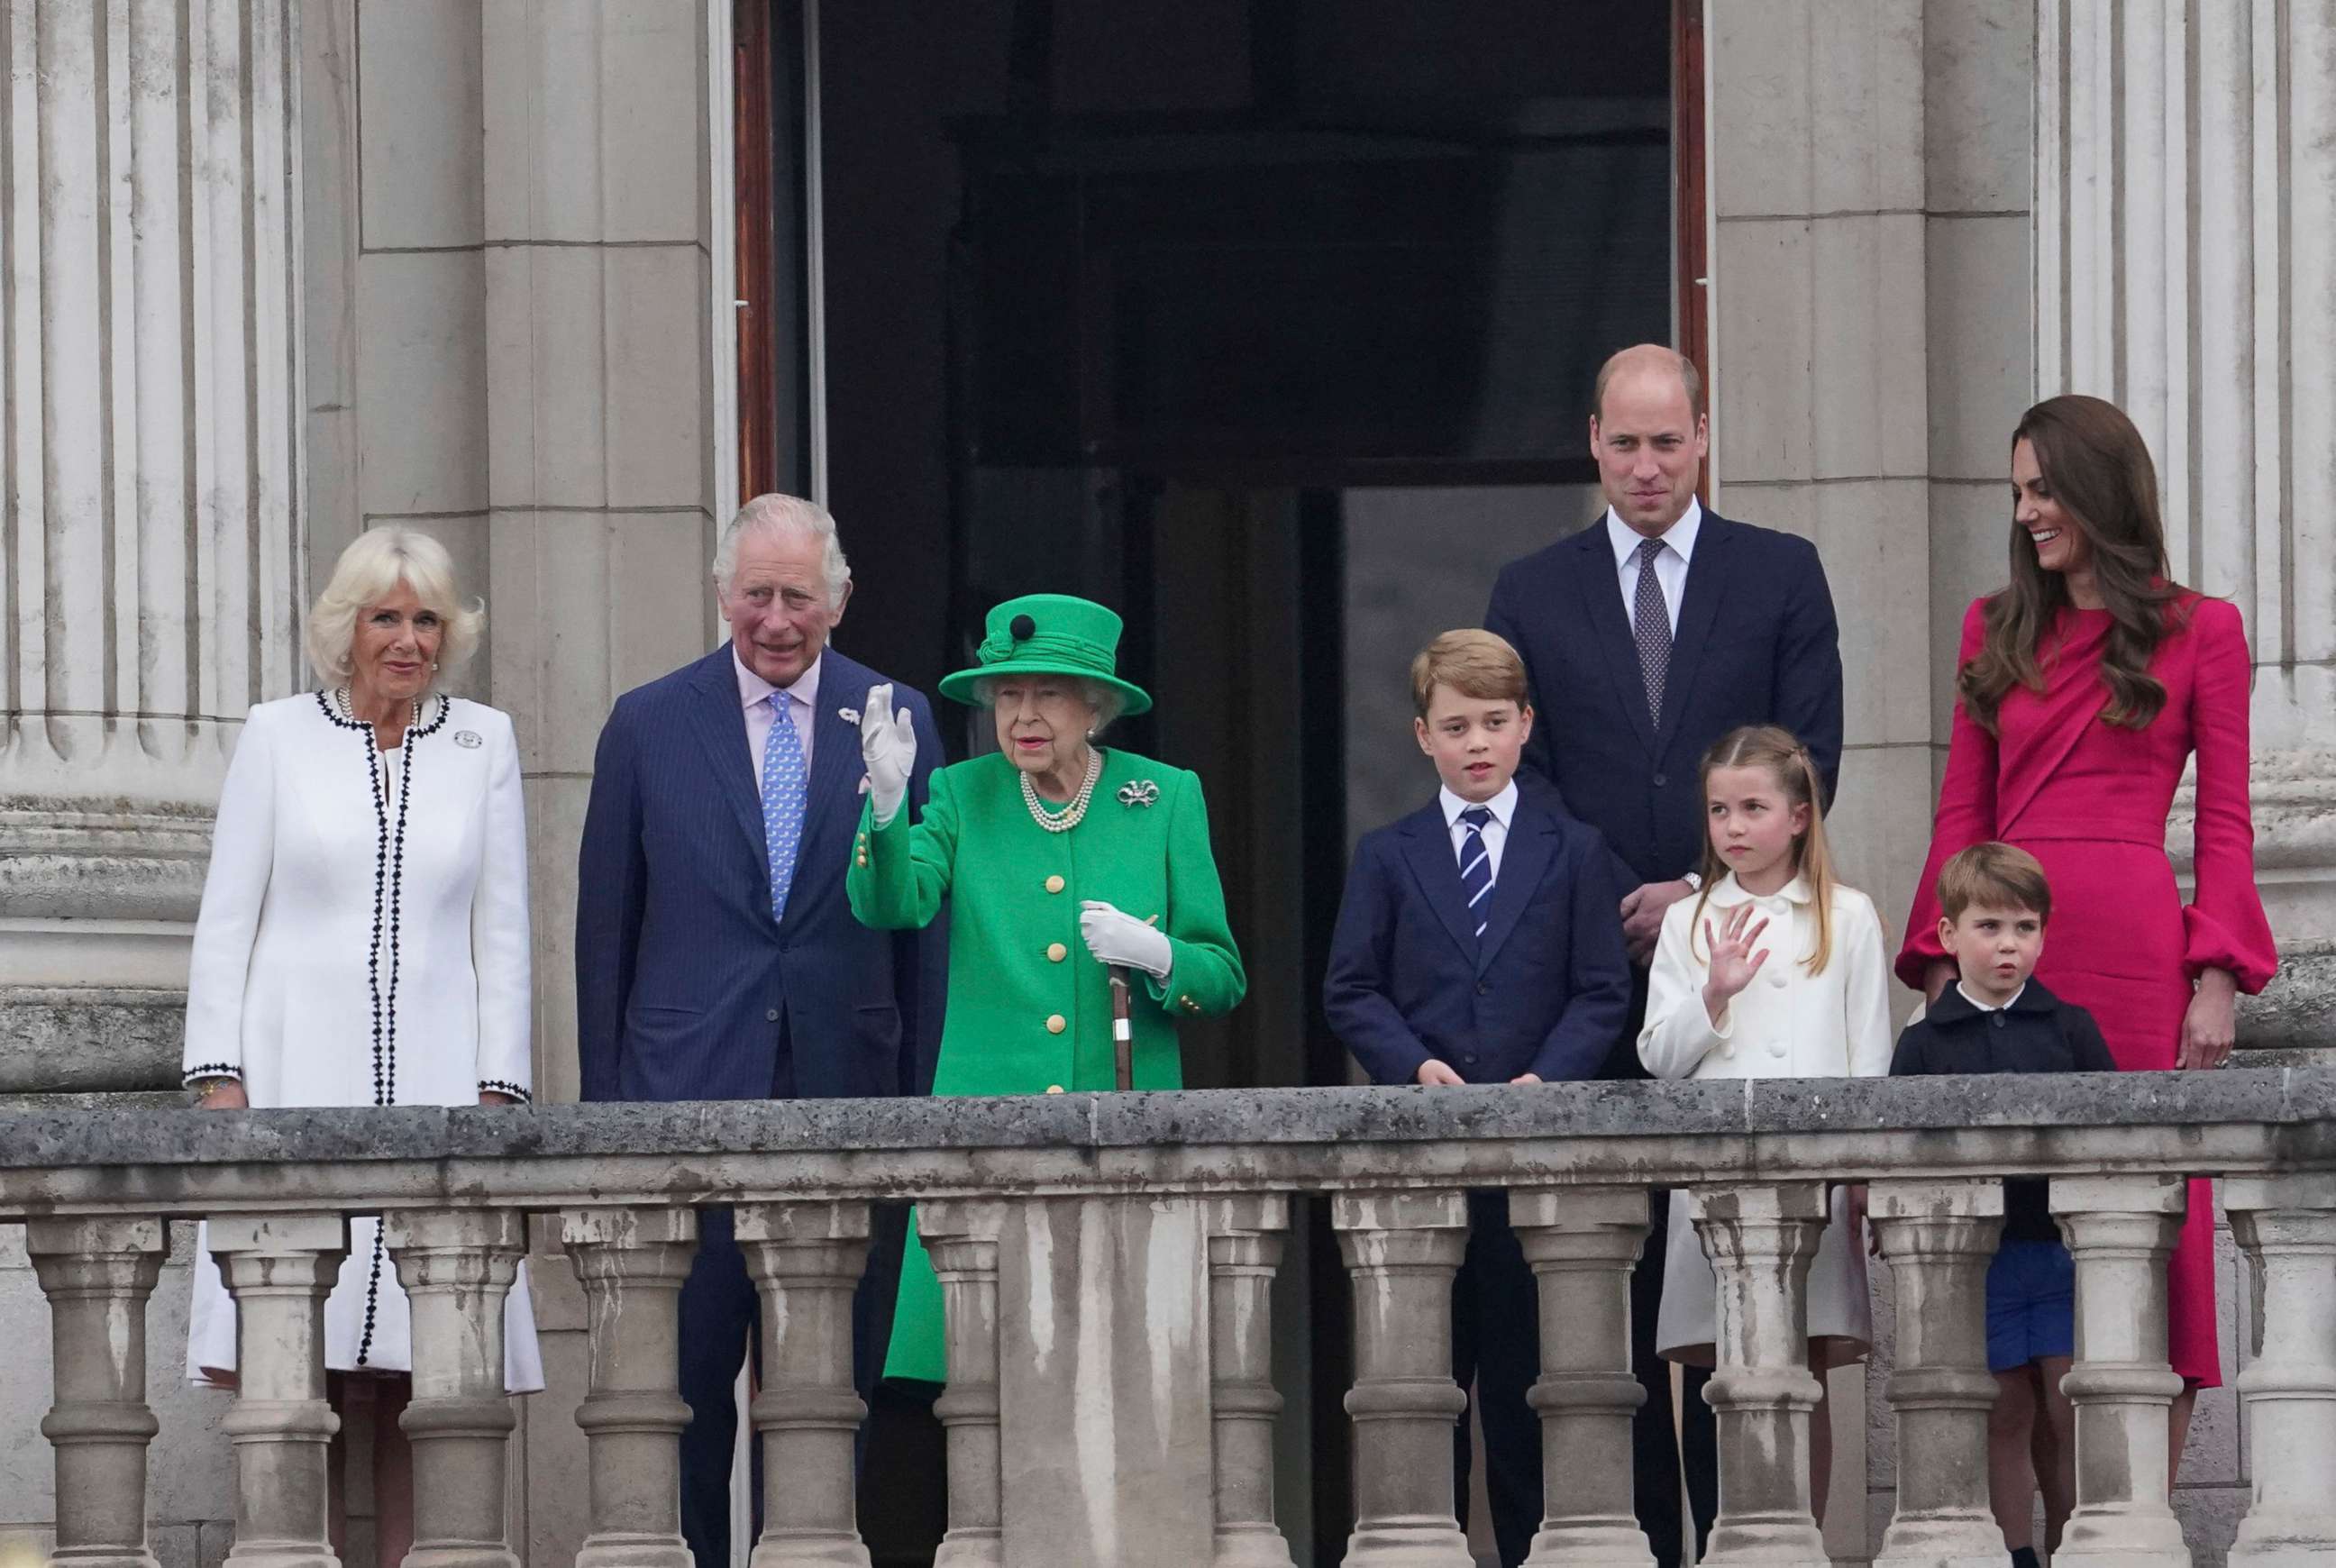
[1045,1084,1065,1094]
[1045,874,1065,894]
[1046,1014,1067,1035]
[1047,942,1068,962]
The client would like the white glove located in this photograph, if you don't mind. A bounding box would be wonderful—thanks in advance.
[1079,900,1173,980]
[860,683,916,825]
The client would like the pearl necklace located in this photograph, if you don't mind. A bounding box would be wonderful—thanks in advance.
[333,686,423,803]
[1022,747,1103,833]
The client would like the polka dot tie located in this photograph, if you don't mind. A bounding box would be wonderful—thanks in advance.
[761,692,808,924]
[1632,535,1672,722]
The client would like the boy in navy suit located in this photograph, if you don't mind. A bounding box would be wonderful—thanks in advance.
[1326,629,1633,1566]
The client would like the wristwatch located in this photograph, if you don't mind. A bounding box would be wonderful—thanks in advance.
[1680,871,1703,891]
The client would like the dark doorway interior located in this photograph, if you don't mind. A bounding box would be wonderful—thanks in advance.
[738,4,1681,1560]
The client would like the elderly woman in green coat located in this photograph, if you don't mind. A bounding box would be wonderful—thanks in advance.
[850,592,1246,1382]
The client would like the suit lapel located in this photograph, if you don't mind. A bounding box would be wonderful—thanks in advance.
[1573,526,1659,758]
[1474,803,1554,974]
[685,649,770,877]
[1655,515,1733,755]
[1397,809,1478,964]
[794,658,864,867]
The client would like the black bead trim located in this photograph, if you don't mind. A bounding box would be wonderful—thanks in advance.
[477,1079,531,1103]
[181,1062,243,1085]
[354,1225,386,1368]
[314,689,448,1372]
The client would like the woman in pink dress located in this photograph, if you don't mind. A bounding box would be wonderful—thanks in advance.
[1898,394,2277,1472]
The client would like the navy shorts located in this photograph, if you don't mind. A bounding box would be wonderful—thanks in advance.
[1986,1238,2076,1373]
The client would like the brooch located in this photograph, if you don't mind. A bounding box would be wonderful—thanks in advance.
[1118,779,1160,808]
[453,730,483,749]
[838,707,861,725]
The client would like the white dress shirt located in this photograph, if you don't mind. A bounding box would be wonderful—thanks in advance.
[1604,496,1703,636]
[1956,980,2027,1012]
[735,647,821,779]
[1438,779,1519,880]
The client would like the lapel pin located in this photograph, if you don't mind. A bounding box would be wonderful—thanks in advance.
[453,730,483,749]
[1118,779,1161,808]
[838,707,861,725]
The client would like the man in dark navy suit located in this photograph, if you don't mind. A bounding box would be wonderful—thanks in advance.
[1485,345,1844,1565]
[576,494,944,1568]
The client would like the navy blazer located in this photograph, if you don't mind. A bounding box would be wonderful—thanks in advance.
[1325,793,1631,1085]
[1485,510,1844,888]
[575,644,945,1103]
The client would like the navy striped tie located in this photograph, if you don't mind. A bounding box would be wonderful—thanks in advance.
[1457,805,1495,941]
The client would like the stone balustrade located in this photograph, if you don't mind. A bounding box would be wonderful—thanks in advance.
[10,1070,2336,1568]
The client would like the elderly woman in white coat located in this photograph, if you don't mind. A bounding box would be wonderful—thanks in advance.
[182,527,540,1562]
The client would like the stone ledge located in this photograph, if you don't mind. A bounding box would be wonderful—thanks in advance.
[0,989,185,1092]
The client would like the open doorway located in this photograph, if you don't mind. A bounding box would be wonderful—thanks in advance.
[735,4,1702,1559]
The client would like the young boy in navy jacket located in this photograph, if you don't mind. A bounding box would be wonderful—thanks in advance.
[1325,629,1632,1566]
[1888,842,2116,1568]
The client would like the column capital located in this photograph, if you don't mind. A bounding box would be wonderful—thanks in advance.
[558,1204,698,1250]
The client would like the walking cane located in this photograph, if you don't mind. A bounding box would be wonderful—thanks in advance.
[1109,967,1135,1091]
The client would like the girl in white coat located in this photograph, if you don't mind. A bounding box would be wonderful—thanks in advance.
[1638,724,1894,1526]
[183,529,541,1564]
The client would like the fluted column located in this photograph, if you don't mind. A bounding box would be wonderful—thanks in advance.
[1508,1185,1653,1568]
[0,0,306,1080]
[28,1217,170,1568]
[735,1201,873,1568]
[2049,1174,2190,1568]
[921,1199,1010,1568]
[1868,1181,2007,1568]
[561,1206,698,1568]
[385,1210,527,1568]
[2037,0,2336,1041]
[1332,1190,1473,1568]
[1203,1194,1299,1568]
[1690,1182,1830,1568]
[2223,1174,2336,1565]
[211,1213,348,1568]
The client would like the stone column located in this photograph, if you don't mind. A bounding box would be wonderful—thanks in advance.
[2037,0,2336,1045]
[2222,1174,2336,1564]
[384,1210,528,1568]
[921,1199,1011,1568]
[735,1201,873,1568]
[2049,1174,2190,1568]
[1202,1195,1299,1568]
[1867,1181,2007,1568]
[1508,1185,1654,1568]
[0,0,306,1085]
[211,1214,349,1568]
[27,1217,170,1568]
[1690,1182,1830,1568]
[1331,1190,1473,1568]
[561,1207,698,1568]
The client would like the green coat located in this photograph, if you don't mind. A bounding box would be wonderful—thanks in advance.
[847,747,1246,1381]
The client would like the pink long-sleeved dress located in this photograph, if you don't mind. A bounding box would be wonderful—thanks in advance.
[1898,592,2277,1388]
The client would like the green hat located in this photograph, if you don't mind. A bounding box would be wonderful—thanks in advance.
[936,594,1153,716]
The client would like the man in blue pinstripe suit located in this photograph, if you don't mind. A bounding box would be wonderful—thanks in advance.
[576,493,944,1567]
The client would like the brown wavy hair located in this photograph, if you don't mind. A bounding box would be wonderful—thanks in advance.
[1958,395,2187,732]
[1688,725,1839,975]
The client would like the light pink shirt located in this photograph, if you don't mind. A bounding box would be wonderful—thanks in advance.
[734,646,820,779]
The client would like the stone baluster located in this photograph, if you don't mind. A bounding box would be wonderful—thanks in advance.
[735,1202,875,1567]
[384,1210,528,1568]
[1506,1186,1654,1568]
[1867,1181,2007,1568]
[28,1217,170,1568]
[2049,1174,2190,1568]
[920,1200,1011,1568]
[1202,1195,1300,1568]
[561,1207,698,1568]
[211,1213,349,1568]
[2222,1173,2336,1565]
[1332,1190,1474,1567]
[1689,1182,1830,1568]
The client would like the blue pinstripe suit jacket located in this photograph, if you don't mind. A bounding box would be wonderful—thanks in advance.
[574,644,945,1103]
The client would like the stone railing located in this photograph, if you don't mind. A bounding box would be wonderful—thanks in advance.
[7,1071,2336,1568]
